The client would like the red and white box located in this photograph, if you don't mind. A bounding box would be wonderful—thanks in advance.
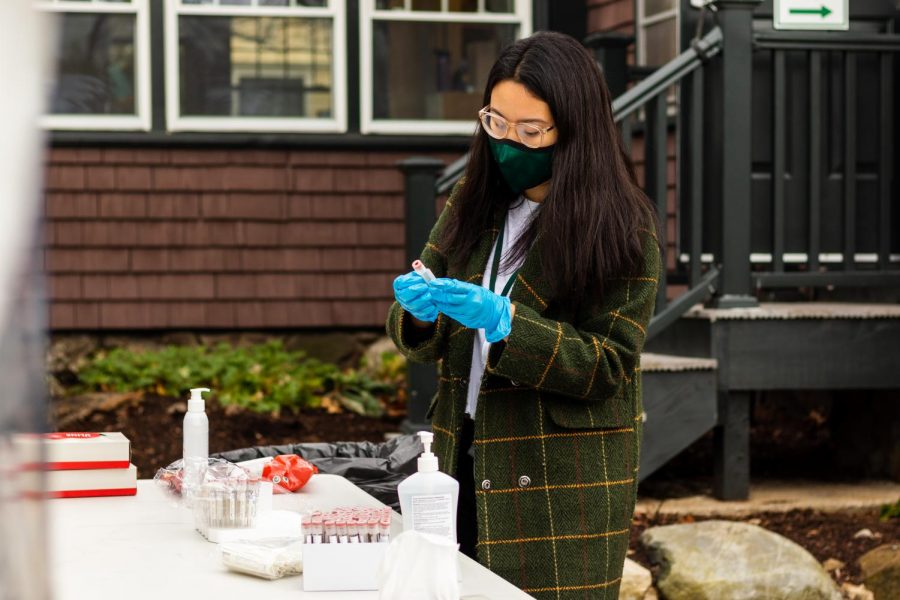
[17,432,131,471]
[43,464,138,499]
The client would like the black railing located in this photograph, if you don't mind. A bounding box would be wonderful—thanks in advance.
[750,31,900,289]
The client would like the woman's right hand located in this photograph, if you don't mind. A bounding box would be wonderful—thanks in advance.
[393,271,438,323]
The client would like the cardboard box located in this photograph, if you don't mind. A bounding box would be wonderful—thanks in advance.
[43,464,138,499]
[16,432,131,471]
[301,542,389,591]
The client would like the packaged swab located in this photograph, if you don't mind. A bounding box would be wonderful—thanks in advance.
[412,260,435,282]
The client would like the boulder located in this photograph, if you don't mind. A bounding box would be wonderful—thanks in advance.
[859,543,900,600]
[618,558,652,600]
[641,520,841,600]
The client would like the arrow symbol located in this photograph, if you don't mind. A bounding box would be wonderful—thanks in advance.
[789,5,832,18]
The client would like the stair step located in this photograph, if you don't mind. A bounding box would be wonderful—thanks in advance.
[642,352,717,372]
[640,353,718,481]
[684,301,900,321]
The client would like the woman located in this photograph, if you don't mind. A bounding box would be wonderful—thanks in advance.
[386,31,659,599]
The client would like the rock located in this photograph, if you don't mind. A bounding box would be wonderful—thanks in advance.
[641,520,842,600]
[641,588,658,600]
[840,582,874,600]
[51,392,144,430]
[859,543,900,600]
[618,558,652,600]
[854,528,876,539]
[361,336,403,372]
[822,558,844,573]
[46,335,99,376]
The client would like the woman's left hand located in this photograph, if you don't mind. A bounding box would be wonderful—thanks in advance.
[428,278,512,343]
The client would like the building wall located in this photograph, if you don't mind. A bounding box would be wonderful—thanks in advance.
[44,147,458,330]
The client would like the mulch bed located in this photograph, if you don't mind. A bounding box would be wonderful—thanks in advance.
[52,391,898,590]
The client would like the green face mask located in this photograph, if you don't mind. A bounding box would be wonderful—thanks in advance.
[488,137,554,194]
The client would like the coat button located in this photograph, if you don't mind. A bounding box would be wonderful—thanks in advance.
[481,479,492,491]
[518,475,531,488]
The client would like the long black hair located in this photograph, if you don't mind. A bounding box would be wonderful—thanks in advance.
[441,31,658,304]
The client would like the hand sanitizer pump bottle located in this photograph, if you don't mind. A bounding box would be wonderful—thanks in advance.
[182,387,210,506]
[397,431,459,543]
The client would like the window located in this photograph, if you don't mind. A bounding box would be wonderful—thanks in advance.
[637,0,679,68]
[361,0,530,135]
[164,0,346,132]
[39,0,151,131]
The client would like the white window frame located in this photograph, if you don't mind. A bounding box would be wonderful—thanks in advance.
[360,0,531,135]
[164,0,347,133]
[636,0,680,67]
[38,0,152,131]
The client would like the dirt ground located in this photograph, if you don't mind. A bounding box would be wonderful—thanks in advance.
[52,391,898,590]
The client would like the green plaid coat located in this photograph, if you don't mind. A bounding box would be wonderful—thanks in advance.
[386,186,660,599]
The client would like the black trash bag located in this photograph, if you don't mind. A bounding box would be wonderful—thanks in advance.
[212,434,424,511]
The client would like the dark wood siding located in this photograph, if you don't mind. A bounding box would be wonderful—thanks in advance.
[44,148,460,330]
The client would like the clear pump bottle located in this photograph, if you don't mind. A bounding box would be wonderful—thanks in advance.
[397,431,459,543]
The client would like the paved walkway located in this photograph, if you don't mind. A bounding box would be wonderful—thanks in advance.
[636,479,900,517]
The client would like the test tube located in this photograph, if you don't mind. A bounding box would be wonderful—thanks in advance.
[412,260,435,282]
[379,516,391,543]
[337,518,348,544]
[312,515,323,544]
[367,517,379,544]
[325,518,337,544]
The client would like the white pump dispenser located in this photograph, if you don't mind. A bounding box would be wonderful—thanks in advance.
[182,387,210,505]
[184,387,210,462]
[397,431,459,543]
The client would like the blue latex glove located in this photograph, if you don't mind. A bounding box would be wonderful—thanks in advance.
[393,271,438,323]
[428,278,512,343]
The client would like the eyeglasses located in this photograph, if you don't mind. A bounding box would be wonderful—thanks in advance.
[478,107,556,149]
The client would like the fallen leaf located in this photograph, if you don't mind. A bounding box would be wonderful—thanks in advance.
[822,558,844,572]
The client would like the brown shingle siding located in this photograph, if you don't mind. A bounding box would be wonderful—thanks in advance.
[44,147,455,330]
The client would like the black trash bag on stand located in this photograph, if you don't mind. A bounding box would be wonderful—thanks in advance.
[212,434,423,511]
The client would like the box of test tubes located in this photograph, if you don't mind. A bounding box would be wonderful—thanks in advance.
[15,432,132,470]
[42,463,138,499]
[301,506,395,592]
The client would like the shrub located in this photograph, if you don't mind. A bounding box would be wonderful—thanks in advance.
[74,341,403,417]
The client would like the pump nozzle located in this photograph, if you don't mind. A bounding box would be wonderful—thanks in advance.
[416,431,438,472]
[188,387,210,412]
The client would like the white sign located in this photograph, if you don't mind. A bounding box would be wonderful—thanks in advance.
[774,0,848,31]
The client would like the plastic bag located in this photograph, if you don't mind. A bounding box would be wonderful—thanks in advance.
[262,454,318,493]
[220,537,304,580]
[213,435,423,510]
[153,457,290,502]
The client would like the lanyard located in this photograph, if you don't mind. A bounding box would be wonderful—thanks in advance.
[488,211,519,297]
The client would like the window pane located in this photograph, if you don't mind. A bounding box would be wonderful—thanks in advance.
[448,0,477,11]
[376,0,405,9]
[373,21,517,120]
[179,16,333,118]
[49,13,136,115]
[412,0,440,10]
[644,0,675,18]
[643,18,677,66]
[485,0,514,12]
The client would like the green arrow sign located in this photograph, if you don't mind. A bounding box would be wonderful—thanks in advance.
[789,5,832,18]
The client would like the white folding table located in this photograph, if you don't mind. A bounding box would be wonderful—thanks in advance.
[48,474,533,599]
